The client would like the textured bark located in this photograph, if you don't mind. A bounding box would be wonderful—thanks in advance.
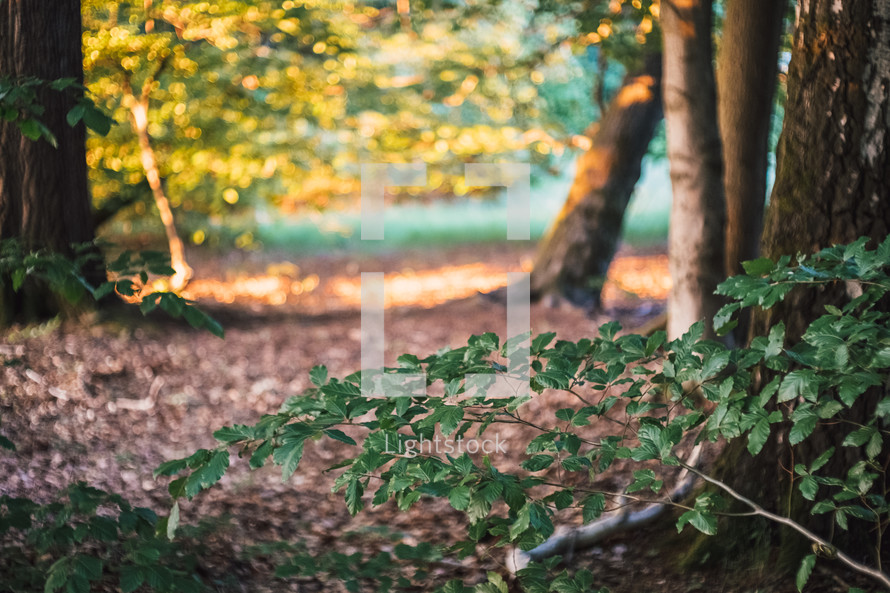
[662,0,726,340]
[718,0,788,341]
[716,0,890,570]
[530,56,663,309]
[0,0,95,323]
[759,0,890,340]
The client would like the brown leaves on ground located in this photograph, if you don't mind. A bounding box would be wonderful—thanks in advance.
[0,243,838,592]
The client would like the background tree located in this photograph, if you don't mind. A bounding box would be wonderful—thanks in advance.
[0,0,95,323]
[530,0,663,308]
[660,0,725,340]
[530,54,662,308]
[718,0,788,340]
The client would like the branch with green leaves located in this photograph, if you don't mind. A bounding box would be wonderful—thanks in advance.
[157,236,890,592]
[0,238,222,338]
[0,76,112,145]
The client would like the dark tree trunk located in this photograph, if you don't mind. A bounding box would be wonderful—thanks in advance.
[718,0,788,342]
[529,55,662,309]
[661,0,726,340]
[0,0,95,324]
[712,0,890,572]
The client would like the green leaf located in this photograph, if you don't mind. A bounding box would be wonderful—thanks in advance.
[676,510,716,535]
[66,103,85,127]
[119,567,145,593]
[866,431,883,460]
[88,516,117,541]
[213,424,254,444]
[72,554,102,580]
[448,485,471,510]
[184,449,230,497]
[795,554,816,591]
[441,580,472,593]
[19,117,42,140]
[166,502,179,540]
[701,350,731,380]
[626,469,657,493]
[92,281,115,300]
[778,370,819,403]
[549,489,573,510]
[742,257,775,276]
[581,493,605,523]
[438,405,463,436]
[81,104,112,135]
[509,504,530,539]
[11,267,25,291]
[747,419,770,455]
[521,454,554,472]
[764,323,785,359]
[789,407,818,445]
[843,426,876,448]
[273,439,305,481]
[249,440,274,469]
[810,446,834,472]
[323,428,357,446]
[645,331,666,357]
[44,558,69,593]
[49,77,78,91]
[309,365,328,386]
[531,332,556,354]
[799,476,818,500]
[345,478,364,515]
[0,434,15,450]
[158,293,185,317]
[153,457,188,478]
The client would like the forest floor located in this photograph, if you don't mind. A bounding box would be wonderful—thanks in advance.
[0,241,867,592]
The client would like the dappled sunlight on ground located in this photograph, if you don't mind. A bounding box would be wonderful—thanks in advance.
[182,273,320,305]
[601,253,671,304]
[328,262,527,308]
[179,250,671,310]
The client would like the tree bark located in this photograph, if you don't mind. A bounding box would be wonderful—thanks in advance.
[714,0,890,571]
[661,0,726,341]
[718,0,788,341]
[0,0,95,323]
[530,55,663,309]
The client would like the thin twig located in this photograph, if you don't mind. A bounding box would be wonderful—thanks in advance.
[678,462,890,590]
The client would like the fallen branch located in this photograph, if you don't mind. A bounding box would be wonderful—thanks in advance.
[505,444,702,574]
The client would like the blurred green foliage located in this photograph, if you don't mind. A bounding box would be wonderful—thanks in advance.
[81,0,660,245]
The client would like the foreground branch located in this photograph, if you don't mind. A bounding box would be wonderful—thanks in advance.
[681,463,890,590]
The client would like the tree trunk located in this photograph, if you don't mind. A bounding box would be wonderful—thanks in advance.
[0,0,95,324]
[130,101,192,291]
[661,0,726,341]
[529,55,662,309]
[718,0,788,342]
[122,79,192,291]
[713,0,890,571]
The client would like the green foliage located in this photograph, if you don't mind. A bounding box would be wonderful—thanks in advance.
[0,238,222,337]
[80,0,616,241]
[0,76,113,146]
[157,237,890,590]
[0,482,206,593]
